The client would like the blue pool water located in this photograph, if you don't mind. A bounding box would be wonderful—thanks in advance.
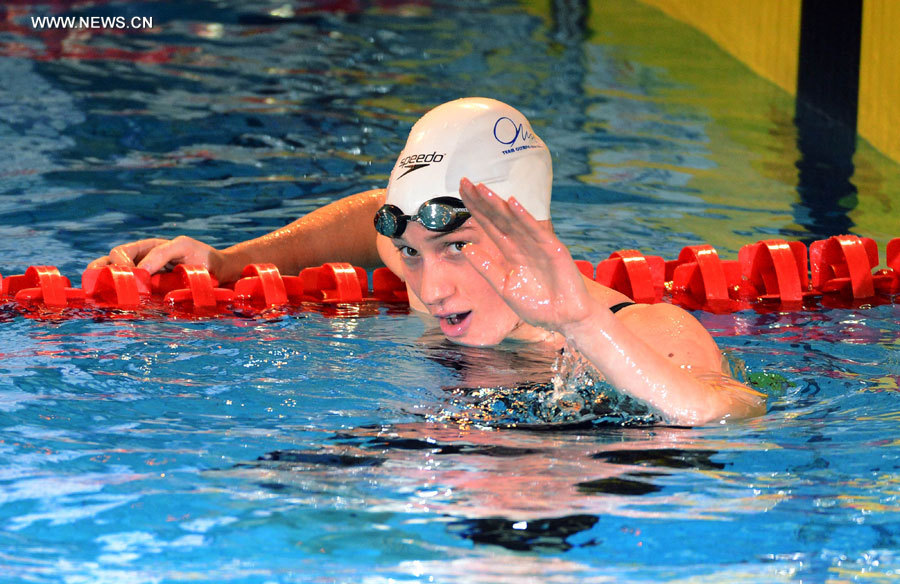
[1,1,900,582]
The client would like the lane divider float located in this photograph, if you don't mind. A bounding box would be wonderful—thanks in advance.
[0,235,895,317]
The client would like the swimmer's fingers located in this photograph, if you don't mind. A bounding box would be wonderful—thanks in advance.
[458,179,550,274]
[461,242,510,295]
[87,238,170,270]
[86,255,112,270]
[460,178,593,331]
[88,237,220,276]
[458,178,508,246]
[117,239,171,268]
[460,178,567,274]
[135,236,216,274]
[459,178,546,248]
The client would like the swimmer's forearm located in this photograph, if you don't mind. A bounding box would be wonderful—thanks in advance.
[215,189,387,282]
[559,305,764,425]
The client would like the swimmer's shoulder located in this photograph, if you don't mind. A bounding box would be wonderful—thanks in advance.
[584,277,688,320]
[584,276,701,325]
[584,277,724,371]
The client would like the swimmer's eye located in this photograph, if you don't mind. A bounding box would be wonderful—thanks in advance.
[398,246,419,258]
[447,241,469,253]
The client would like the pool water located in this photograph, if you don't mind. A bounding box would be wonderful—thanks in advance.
[1,1,899,582]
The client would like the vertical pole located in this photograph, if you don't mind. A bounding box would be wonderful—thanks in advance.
[794,0,864,239]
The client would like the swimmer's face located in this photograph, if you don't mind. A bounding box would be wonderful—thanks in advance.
[392,219,521,347]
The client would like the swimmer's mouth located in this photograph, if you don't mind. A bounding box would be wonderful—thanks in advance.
[443,311,471,326]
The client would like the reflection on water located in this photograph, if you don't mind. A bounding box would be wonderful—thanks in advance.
[795,104,858,240]
[236,421,748,524]
[0,302,898,581]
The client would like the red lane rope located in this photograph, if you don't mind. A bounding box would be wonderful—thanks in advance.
[0,235,896,317]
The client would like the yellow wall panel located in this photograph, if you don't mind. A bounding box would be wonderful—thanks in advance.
[585,0,899,244]
[859,0,900,163]
[639,0,900,164]
[637,0,801,95]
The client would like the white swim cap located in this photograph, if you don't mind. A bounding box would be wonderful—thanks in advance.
[385,97,552,221]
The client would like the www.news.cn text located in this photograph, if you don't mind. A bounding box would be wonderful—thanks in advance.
[30,16,153,30]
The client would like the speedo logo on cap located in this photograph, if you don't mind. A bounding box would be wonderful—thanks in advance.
[396,151,445,179]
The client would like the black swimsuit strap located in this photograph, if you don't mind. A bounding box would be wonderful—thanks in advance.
[609,301,636,314]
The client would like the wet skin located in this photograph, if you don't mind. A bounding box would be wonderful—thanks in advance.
[388,221,555,348]
[382,178,766,425]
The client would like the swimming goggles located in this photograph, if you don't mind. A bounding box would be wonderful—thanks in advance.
[374,197,470,238]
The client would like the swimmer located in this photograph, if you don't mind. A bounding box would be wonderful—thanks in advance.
[90,97,766,425]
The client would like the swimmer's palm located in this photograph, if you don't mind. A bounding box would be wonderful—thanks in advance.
[459,180,593,332]
[474,234,592,332]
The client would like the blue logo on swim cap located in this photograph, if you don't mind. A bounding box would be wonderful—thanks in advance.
[493,116,536,146]
[493,116,541,155]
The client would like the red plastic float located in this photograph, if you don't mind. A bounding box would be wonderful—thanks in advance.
[875,238,900,295]
[233,263,290,306]
[574,260,594,279]
[809,235,879,299]
[669,245,742,312]
[595,249,665,304]
[738,239,811,305]
[82,265,151,308]
[157,264,235,310]
[372,267,409,303]
[298,262,366,303]
[888,238,900,272]
[1,235,897,317]
[3,266,85,307]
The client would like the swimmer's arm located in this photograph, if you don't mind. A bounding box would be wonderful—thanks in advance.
[561,300,766,425]
[89,189,387,283]
[457,178,763,425]
[217,189,386,282]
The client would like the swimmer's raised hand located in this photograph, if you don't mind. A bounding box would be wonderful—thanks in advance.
[88,236,224,277]
[458,178,594,334]
[459,177,764,424]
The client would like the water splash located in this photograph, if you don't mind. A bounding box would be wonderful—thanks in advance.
[430,345,660,429]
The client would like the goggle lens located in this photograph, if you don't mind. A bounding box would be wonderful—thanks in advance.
[374,197,469,238]
[374,207,403,238]
[419,203,456,230]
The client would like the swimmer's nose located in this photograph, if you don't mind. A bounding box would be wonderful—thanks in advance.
[417,258,455,308]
